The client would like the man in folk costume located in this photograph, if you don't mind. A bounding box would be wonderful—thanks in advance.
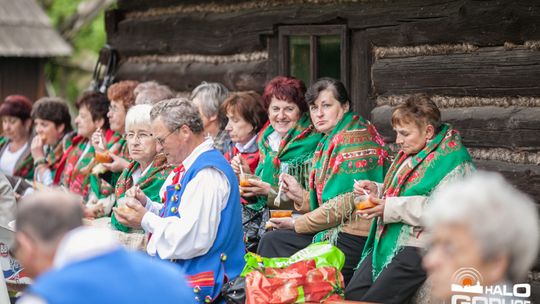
[345,94,475,303]
[114,98,245,303]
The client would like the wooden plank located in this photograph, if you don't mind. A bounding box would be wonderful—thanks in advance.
[371,105,540,151]
[116,59,268,93]
[372,47,540,97]
[475,159,540,204]
[350,30,374,119]
[363,1,540,46]
[107,0,540,56]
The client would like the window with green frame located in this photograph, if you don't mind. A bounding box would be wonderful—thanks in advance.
[279,25,347,87]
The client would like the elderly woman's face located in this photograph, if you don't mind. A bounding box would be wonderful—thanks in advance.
[107,100,127,134]
[126,124,156,165]
[225,110,255,145]
[394,122,433,155]
[309,89,349,134]
[2,116,30,141]
[34,118,64,146]
[268,97,301,138]
[423,224,505,301]
[75,106,101,139]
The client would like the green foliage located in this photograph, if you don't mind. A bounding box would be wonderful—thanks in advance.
[40,0,109,103]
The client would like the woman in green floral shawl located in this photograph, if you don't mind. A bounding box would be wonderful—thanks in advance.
[110,104,173,232]
[53,92,114,205]
[236,76,323,252]
[345,94,475,303]
[257,78,391,284]
[87,81,139,205]
[30,97,74,186]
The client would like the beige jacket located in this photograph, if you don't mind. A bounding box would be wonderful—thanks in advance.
[293,190,372,237]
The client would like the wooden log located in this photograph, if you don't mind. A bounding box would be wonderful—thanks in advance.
[373,47,540,97]
[371,105,540,151]
[116,59,268,93]
[107,0,540,56]
[474,159,540,203]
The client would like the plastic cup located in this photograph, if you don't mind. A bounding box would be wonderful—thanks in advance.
[239,174,261,187]
[355,195,376,211]
[270,210,293,218]
[116,197,134,213]
[95,150,112,163]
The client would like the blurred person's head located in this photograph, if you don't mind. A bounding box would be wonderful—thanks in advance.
[107,80,139,134]
[190,82,229,137]
[31,97,72,146]
[391,94,441,155]
[74,92,110,138]
[306,78,350,134]
[262,76,307,138]
[423,171,540,300]
[12,189,83,278]
[223,91,267,145]
[134,81,175,105]
[0,95,33,143]
[124,104,156,168]
[150,98,204,164]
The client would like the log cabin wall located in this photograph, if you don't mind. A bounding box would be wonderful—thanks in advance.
[106,0,540,203]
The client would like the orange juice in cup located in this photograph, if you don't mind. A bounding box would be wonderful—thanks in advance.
[239,174,260,187]
[270,210,293,218]
[355,195,376,211]
[95,150,112,163]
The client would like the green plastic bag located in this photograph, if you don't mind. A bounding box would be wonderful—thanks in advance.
[241,242,345,277]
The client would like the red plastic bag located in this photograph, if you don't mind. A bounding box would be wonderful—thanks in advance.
[245,260,344,303]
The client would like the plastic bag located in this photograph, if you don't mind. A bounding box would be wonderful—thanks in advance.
[245,260,344,303]
[241,242,345,277]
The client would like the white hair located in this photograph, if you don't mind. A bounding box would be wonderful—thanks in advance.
[190,82,229,128]
[125,104,153,132]
[425,171,539,282]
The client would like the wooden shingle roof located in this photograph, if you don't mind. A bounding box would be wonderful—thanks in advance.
[0,0,72,57]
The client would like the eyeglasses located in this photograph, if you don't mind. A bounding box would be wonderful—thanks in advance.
[153,127,179,145]
[126,131,153,142]
[108,104,121,113]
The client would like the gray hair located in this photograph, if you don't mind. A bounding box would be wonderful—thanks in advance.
[425,171,540,282]
[150,98,203,134]
[125,104,153,132]
[16,189,83,247]
[134,81,175,105]
[190,82,229,128]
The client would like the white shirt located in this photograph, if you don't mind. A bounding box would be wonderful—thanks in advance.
[141,138,231,260]
[268,131,282,152]
[18,227,119,304]
[0,142,28,176]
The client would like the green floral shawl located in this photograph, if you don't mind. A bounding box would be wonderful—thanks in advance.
[309,111,391,242]
[111,153,173,232]
[253,113,323,211]
[362,124,473,280]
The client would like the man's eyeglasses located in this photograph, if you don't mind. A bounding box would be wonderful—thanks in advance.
[153,127,179,145]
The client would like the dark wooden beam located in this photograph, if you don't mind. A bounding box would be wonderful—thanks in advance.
[475,159,540,204]
[371,105,540,151]
[116,59,268,93]
[350,30,373,119]
[108,1,540,56]
[372,47,540,97]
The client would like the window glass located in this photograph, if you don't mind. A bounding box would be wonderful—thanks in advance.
[317,35,341,80]
[289,36,310,85]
